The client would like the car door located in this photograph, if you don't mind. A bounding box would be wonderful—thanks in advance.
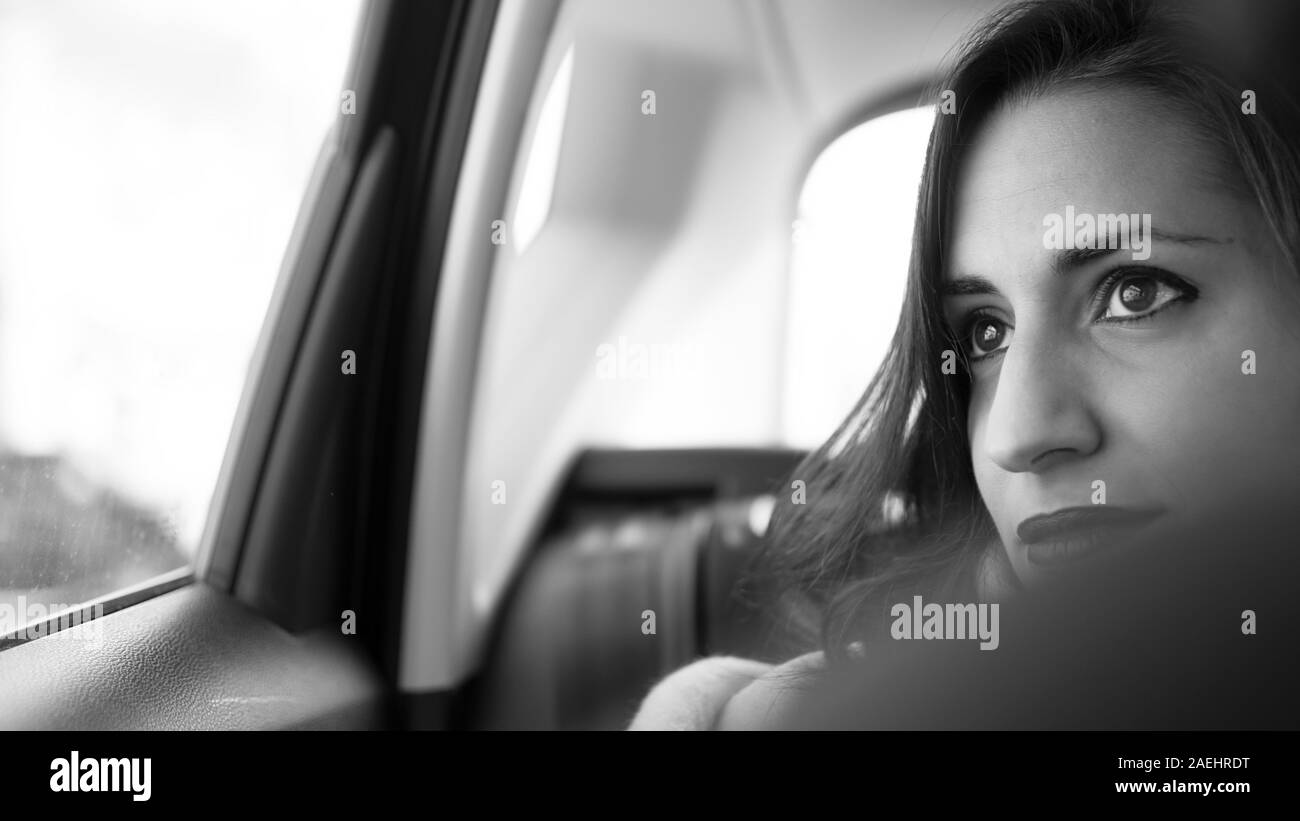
[0,0,499,732]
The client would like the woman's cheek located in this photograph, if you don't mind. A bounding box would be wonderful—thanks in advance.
[968,422,1012,534]
[1127,349,1299,530]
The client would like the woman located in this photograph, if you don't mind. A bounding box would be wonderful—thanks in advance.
[630,0,1300,730]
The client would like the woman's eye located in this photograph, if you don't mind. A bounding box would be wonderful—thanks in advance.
[1098,271,1189,321]
[964,315,1013,360]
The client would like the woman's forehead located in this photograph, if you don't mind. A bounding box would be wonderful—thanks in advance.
[946,88,1249,277]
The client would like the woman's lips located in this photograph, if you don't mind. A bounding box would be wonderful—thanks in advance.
[1017,506,1163,567]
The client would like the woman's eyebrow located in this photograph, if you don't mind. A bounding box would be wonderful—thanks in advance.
[943,275,1000,297]
[1051,230,1230,275]
[943,230,1231,298]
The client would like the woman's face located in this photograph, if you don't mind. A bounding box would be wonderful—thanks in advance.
[945,86,1300,588]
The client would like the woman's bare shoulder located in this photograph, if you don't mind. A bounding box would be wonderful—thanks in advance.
[714,650,828,730]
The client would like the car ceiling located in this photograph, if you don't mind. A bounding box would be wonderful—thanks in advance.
[575,0,1007,136]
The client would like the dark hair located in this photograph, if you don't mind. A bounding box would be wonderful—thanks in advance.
[752,0,1300,667]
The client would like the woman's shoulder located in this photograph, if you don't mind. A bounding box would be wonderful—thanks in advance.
[627,650,826,731]
[715,650,827,730]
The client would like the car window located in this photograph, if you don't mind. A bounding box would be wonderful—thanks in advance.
[783,105,935,448]
[0,0,362,636]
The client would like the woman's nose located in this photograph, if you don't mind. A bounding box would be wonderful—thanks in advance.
[979,328,1102,474]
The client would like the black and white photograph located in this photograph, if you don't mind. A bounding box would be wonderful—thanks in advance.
[1,0,1298,803]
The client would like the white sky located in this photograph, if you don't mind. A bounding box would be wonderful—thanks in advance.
[0,0,362,551]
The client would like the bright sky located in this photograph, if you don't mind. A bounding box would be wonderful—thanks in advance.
[0,0,362,551]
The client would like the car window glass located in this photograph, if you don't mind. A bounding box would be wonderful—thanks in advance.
[783,105,935,447]
[0,0,362,636]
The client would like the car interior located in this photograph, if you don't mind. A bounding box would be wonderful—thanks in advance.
[0,0,1004,730]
